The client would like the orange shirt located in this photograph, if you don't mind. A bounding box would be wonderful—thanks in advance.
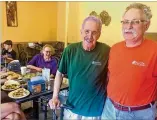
[107,39,157,106]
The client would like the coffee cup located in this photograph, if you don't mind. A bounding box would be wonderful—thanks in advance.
[21,66,27,75]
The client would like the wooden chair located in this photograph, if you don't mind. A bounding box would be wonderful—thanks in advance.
[54,42,64,56]
[19,50,28,66]
[17,44,24,53]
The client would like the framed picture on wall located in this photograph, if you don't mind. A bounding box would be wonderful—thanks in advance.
[6,1,18,27]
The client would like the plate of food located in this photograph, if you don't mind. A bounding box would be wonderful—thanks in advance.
[6,71,22,80]
[1,80,20,91]
[23,73,36,80]
[0,72,8,79]
[8,88,30,99]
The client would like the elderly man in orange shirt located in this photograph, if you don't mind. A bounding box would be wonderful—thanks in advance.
[102,3,157,120]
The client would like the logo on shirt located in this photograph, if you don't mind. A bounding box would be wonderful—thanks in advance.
[132,60,146,67]
[92,61,102,65]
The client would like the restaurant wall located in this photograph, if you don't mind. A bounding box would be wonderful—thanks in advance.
[67,2,157,46]
[67,2,80,43]
[2,1,57,43]
[1,2,157,45]
[56,2,80,44]
[56,2,66,43]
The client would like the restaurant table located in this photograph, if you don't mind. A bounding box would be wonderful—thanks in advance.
[1,80,68,119]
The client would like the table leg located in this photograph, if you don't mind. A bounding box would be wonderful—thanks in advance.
[33,98,39,119]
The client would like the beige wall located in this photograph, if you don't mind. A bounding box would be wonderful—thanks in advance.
[56,2,66,42]
[2,1,57,43]
[66,2,157,46]
[56,2,80,44]
[1,2,157,45]
[67,2,80,43]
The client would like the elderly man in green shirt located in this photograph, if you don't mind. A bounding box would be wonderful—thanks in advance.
[49,16,110,119]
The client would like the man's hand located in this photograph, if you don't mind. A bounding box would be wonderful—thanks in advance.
[50,74,54,78]
[3,55,8,59]
[4,113,21,120]
[2,55,14,62]
[48,97,61,109]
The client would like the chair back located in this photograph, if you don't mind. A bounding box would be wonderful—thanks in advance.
[17,44,24,53]
[19,50,28,66]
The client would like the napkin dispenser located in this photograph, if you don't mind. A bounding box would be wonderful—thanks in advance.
[27,76,46,94]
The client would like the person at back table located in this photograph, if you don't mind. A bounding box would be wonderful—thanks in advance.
[2,40,16,62]
[48,16,110,119]
[102,3,157,120]
[27,44,57,76]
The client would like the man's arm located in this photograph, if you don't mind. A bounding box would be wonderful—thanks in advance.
[1,102,15,118]
[6,57,14,61]
[27,54,42,71]
[27,65,42,72]
[49,47,68,109]
[5,50,16,60]
[1,102,26,120]
[48,70,64,109]
[53,70,64,98]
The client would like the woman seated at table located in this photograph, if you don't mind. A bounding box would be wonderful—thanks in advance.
[27,44,58,76]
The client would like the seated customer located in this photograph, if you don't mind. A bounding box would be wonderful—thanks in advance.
[27,44,57,76]
[2,40,16,62]
[1,102,26,120]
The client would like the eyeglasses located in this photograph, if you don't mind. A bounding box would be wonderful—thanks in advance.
[121,20,147,26]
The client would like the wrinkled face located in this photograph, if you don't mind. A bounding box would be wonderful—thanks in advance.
[122,8,150,42]
[4,44,10,50]
[43,47,52,58]
[81,20,101,51]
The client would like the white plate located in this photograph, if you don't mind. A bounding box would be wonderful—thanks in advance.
[1,80,20,91]
[8,88,30,99]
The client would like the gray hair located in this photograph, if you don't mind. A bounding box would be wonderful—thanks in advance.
[124,3,152,21]
[82,16,102,32]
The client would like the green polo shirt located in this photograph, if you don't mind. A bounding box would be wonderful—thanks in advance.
[58,41,110,116]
